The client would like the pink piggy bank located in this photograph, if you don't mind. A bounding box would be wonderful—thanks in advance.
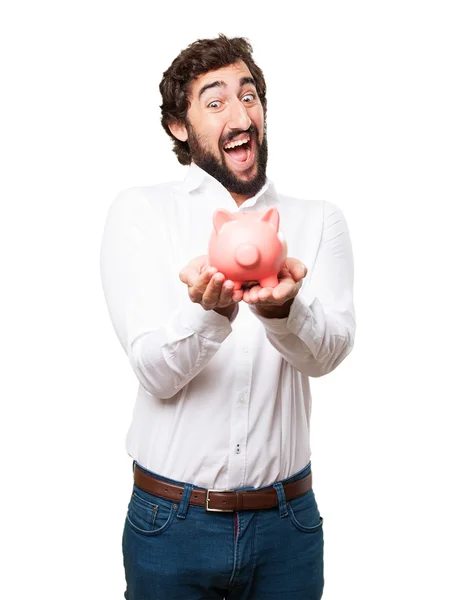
[208,207,288,289]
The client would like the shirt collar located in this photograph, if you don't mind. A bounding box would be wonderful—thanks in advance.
[181,163,280,210]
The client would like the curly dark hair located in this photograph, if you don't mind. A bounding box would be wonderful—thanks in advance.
[159,34,267,165]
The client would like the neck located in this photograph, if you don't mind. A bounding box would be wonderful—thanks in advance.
[229,191,252,208]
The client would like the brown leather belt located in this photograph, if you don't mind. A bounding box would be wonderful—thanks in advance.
[133,464,312,512]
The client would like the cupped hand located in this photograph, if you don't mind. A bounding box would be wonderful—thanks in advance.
[242,258,308,314]
[179,255,243,317]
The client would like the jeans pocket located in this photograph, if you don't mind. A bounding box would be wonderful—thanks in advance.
[126,486,176,536]
[286,489,324,533]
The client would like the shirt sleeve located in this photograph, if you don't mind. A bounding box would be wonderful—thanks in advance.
[248,201,356,377]
[99,188,236,399]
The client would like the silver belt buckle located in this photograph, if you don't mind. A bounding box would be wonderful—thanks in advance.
[205,489,234,512]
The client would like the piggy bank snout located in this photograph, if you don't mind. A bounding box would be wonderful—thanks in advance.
[235,243,261,268]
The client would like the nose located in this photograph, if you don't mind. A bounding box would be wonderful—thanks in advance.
[227,98,251,131]
[235,243,260,268]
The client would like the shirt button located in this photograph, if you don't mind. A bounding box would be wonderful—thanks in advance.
[243,347,249,353]
[239,394,246,403]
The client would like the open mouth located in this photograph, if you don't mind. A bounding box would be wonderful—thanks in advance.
[222,134,253,164]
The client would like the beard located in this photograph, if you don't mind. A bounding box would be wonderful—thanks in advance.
[186,121,268,197]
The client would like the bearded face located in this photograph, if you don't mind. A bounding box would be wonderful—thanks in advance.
[169,62,268,201]
[186,120,268,197]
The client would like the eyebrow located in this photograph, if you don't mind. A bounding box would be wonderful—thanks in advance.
[198,76,257,100]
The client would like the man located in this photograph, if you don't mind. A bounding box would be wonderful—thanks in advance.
[100,34,355,600]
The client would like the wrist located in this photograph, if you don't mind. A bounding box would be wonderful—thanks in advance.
[254,298,294,319]
[213,304,237,320]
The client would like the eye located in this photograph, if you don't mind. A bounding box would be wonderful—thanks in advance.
[207,100,222,109]
[242,93,256,103]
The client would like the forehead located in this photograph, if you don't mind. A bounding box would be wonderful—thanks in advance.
[189,60,254,98]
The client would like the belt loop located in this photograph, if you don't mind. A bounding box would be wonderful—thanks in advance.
[177,483,193,520]
[273,482,288,518]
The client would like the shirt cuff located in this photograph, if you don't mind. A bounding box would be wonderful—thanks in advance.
[178,295,234,344]
[248,289,314,336]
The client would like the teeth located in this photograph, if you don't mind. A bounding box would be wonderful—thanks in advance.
[224,136,250,150]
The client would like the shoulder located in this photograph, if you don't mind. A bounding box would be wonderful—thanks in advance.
[277,192,323,211]
[103,180,190,235]
[276,193,324,227]
[277,193,347,222]
[109,180,180,215]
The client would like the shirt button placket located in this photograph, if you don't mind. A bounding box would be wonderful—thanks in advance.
[228,320,253,486]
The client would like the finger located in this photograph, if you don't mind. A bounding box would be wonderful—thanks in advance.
[190,267,217,295]
[188,269,216,302]
[272,279,293,300]
[180,255,210,283]
[199,260,211,274]
[232,289,243,303]
[249,285,262,304]
[257,286,274,301]
[217,279,235,307]
[285,258,307,281]
[242,288,252,303]
[272,280,300,301]
[181,265,210,287]
[277,267,290,279]
[202,273,224,308]
[198,266,217,285]
[191,254,209,271]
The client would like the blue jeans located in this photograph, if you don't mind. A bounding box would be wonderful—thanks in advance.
[122,461,324,599]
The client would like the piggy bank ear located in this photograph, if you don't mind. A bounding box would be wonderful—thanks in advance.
[213,209,236,233]
[261,207,280,231]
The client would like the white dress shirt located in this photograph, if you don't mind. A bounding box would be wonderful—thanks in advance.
[100,164,355,489]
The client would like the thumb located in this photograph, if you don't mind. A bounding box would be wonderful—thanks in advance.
[286,258,307,281]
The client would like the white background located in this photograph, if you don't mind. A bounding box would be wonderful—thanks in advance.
[1,1,448,598]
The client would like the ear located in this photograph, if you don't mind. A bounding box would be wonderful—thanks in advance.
[261,207,280,231]
[213,209,236,233]
[168,121,188,142]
